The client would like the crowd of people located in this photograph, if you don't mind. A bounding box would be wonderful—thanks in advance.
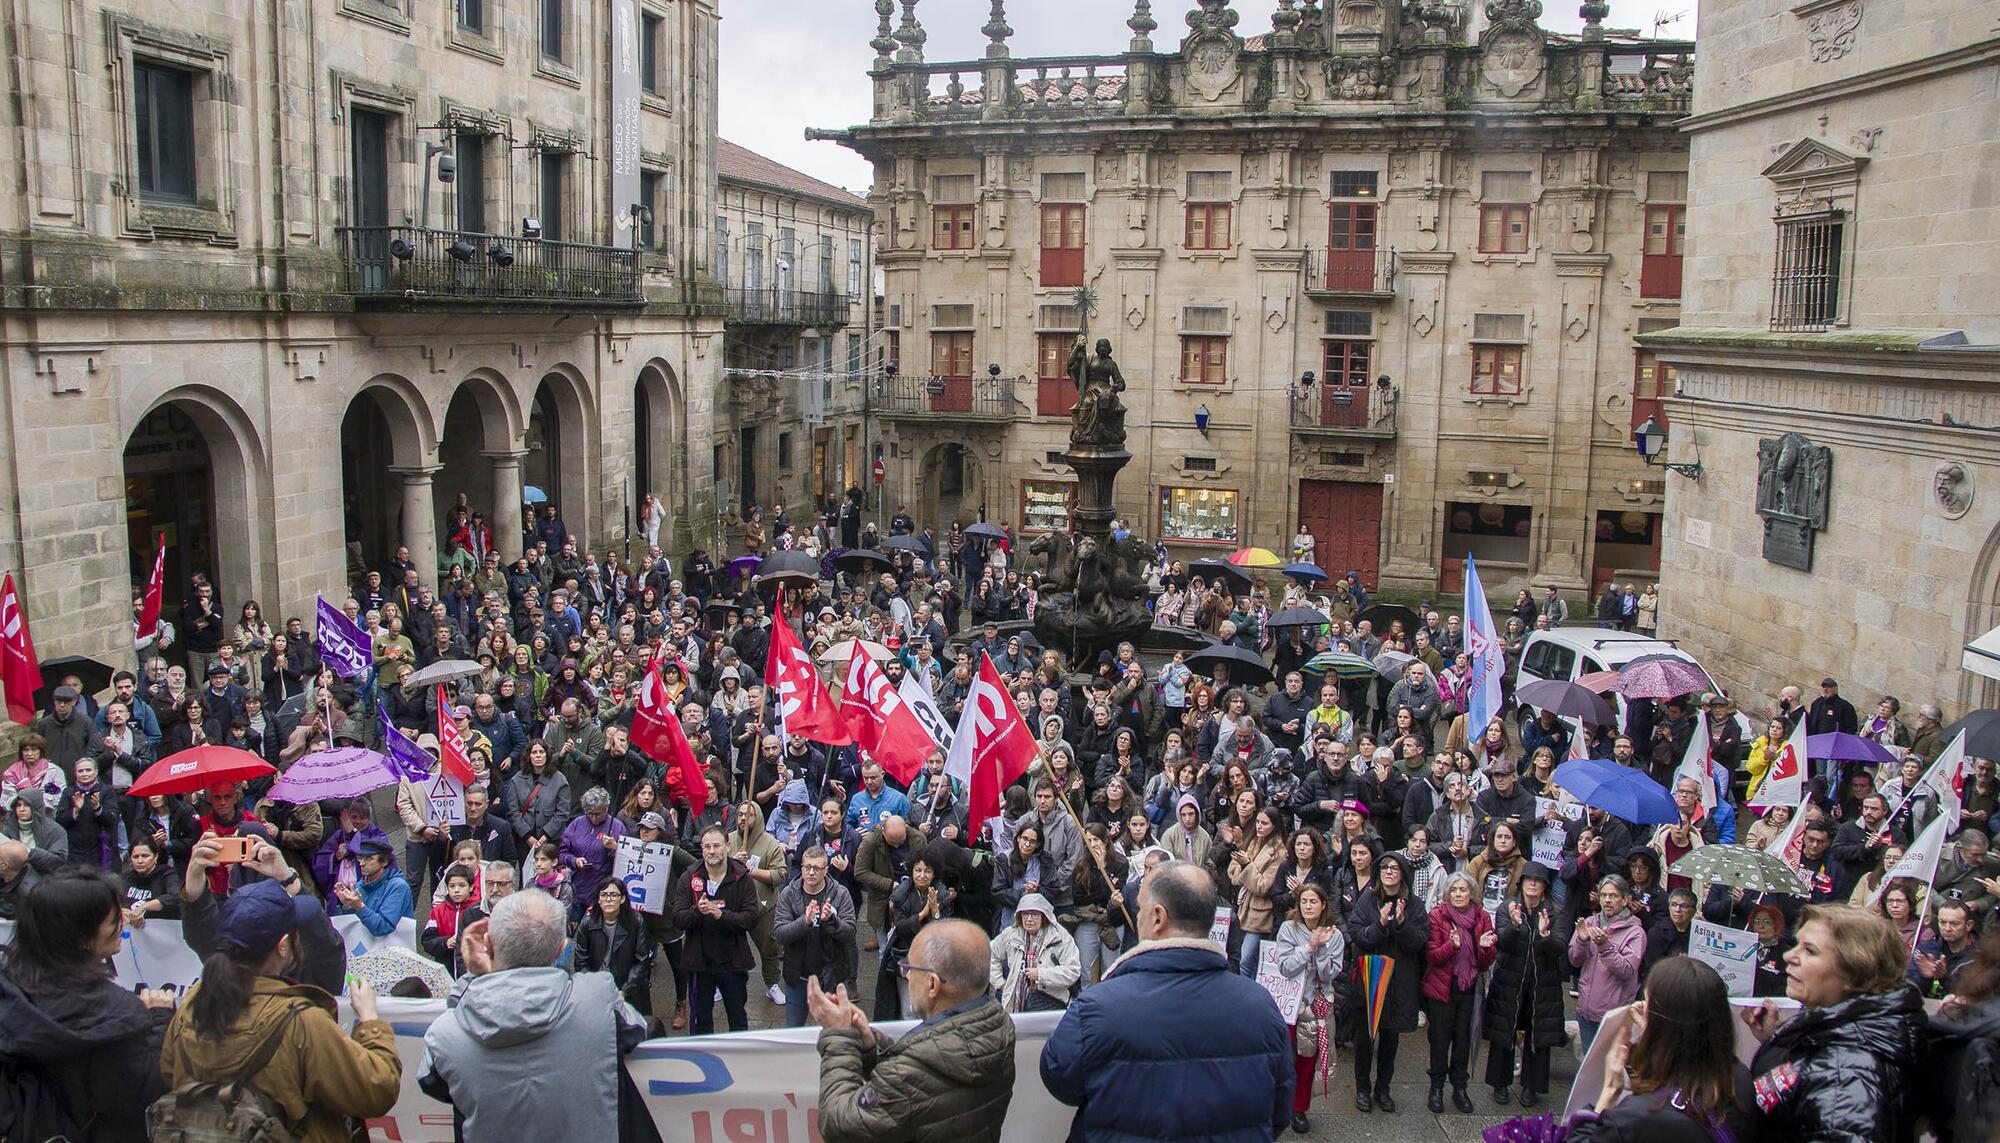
[3,487,2000,1143]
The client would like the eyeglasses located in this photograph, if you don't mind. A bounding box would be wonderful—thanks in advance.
[894,961,937,979]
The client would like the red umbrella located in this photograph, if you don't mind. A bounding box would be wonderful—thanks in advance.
[126,745,275,798]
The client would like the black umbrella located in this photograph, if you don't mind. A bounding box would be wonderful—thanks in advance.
[754,548,823,590]
[964,522,1008,540]
[1189,558,1254,594]
[833,548,893,574]
[1516,678,1618,725]
[881,535,928,553]
[1184,642,1274,687]
[1355,602,1421,633]
[1266,606,1329,628]
[1944,708,2000,758]
[35,655,117,705]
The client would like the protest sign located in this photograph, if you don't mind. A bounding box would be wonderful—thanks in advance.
[614,839,677,915]
[1691,917,1759,997]
[1255,943,1303,1019]
[1210,904,1233,947]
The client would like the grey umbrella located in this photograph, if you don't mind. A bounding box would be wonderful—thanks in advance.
[403,659,482,691]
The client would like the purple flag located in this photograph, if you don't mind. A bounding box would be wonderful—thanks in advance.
[378,707,435,782]
[315,594,371,679]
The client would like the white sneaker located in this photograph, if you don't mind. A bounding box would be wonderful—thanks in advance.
[767,983,787,1004]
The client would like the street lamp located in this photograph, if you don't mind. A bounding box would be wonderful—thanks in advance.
[1632,414,1703,478]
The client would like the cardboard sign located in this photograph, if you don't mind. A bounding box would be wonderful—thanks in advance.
[1692,917,1759,996]
[1210,904,1233,947]
[1537,796,1585,823]
[1255,942,1304,1020]
[425,771,465,827]
[1533,824,1570,867]
[614,839,677,915]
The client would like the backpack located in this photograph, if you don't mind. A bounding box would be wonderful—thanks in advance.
[147,1004,308,1143]
[0,1058,87,1143]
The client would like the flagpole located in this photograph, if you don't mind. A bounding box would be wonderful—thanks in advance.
[1048,770,1137,932]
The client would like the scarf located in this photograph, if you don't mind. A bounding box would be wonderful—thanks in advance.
[2,759,53,795]
[1439,899,1483,991]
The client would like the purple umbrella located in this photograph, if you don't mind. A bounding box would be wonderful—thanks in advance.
[724,554,763,579]
[266,747,400,804]
[1613,655,1713,700]
[1806,732,1898,766]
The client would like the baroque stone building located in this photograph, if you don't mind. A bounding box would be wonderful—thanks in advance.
[713,140,875,539]
[0,0,725,666]
[1647,0,2000,715]
[812,0,1693,597]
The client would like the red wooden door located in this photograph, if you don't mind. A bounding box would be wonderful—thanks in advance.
[1297,479,1382,589]
[1040,205,1085,287]
[1326,203,1377,291]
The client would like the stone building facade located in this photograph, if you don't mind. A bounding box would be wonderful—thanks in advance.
[713,140,876,541]
[0,0,726,667]
[1646,0,2000,716]
[813,0,1693,598]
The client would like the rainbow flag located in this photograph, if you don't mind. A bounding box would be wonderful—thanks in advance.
[1361,954,1395,1041]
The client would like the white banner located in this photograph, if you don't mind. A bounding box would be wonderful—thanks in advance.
[626,1011,1071,1142]
[613,839,676,915]
[1690,918,1758,997]
[332,914,423,963]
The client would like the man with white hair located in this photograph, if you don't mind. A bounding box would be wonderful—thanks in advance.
[419,889,649,1140]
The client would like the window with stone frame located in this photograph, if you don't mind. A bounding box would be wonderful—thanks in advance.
[1035,303,1082,416]
[641,11,664,94]
[541,0,566,61]
[1185,171,1234,251]
[1478,171,1532,254]
[931,174,976,250]
[1180,306,1230,384]
[1470,313,1526,396]
[1641,171,1687,299]
[1770,213,1846,331]
[1631,317,1679,432]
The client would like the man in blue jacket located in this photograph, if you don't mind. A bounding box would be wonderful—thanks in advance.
[1041,861,1293,1141]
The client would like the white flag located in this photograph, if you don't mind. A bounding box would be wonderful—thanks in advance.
[1920,731,1970,834]
[1748,716,1809,810]
[897,671,953,753]
[1761,796,1812,869]
[1674,710,1717,817]
[1868,812,1950,908]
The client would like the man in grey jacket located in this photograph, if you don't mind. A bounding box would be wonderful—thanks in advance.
[419,889,650,1141]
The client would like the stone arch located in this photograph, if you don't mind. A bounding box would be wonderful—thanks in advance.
[122,385,272,625]
[1960,518,2000,712]
[438,369,528,557]
[634,359,685,544]
[340,374,438,575]
[525,364,596,547]
[917,440,982,530]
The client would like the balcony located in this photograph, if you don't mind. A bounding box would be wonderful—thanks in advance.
[1304,248,1395,300]
[724,287,855,327]
[875,373,1019,423]
[1291,385,1397,438]
[336,226,643,307]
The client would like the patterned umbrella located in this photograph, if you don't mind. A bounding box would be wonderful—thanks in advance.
[1613,656,1712,700]
[1668,844,1810,896]
[347,945,453,999]
[1304,650,1376,680]
[1226,546,1285,568]
[1575,670,1624,693]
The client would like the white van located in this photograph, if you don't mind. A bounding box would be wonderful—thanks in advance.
[1512,627,1717,726]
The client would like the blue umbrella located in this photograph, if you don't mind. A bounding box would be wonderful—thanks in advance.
[1282,561,1328,582]
[1552,758,1681,825]
[522,486,549,505]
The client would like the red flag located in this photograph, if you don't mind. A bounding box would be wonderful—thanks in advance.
[943,652,1039,830]
[763,593,852,745]
[137,537,166,641]
[632,661,708,818]
[0,574,42,726]
[837,643,938,785]
[436,685,475,785]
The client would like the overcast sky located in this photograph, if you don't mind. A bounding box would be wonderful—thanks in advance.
[719,0,1699,194]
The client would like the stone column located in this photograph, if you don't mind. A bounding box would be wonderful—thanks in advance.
[390,465,443,587]
[485,449,528,561]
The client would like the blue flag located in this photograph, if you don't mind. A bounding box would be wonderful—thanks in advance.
[315,594,371,680]
[378,706,435,782]
[1462,555,1506,735]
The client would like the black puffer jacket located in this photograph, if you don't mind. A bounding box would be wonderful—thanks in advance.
[1483,898,1568,1050]
[1750,984,1926,1143]
[1920,1000,2000,1143]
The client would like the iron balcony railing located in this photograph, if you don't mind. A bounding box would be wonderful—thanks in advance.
[1304,247,1393,296]
[336,226,643,304]
[875,373,1020,421]
[724,287,855,326]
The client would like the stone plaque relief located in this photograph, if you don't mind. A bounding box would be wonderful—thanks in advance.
[1756,432,1833,571]
[1408,277,1442,338]
[1182,0,1244,103]
[1799,0,1862,62]
[1478,0,1547,98]
[1936,461,1974,520]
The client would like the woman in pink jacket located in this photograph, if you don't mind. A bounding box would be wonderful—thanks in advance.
[1421,873,1498,1113]
[1568,872,1647,1054]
